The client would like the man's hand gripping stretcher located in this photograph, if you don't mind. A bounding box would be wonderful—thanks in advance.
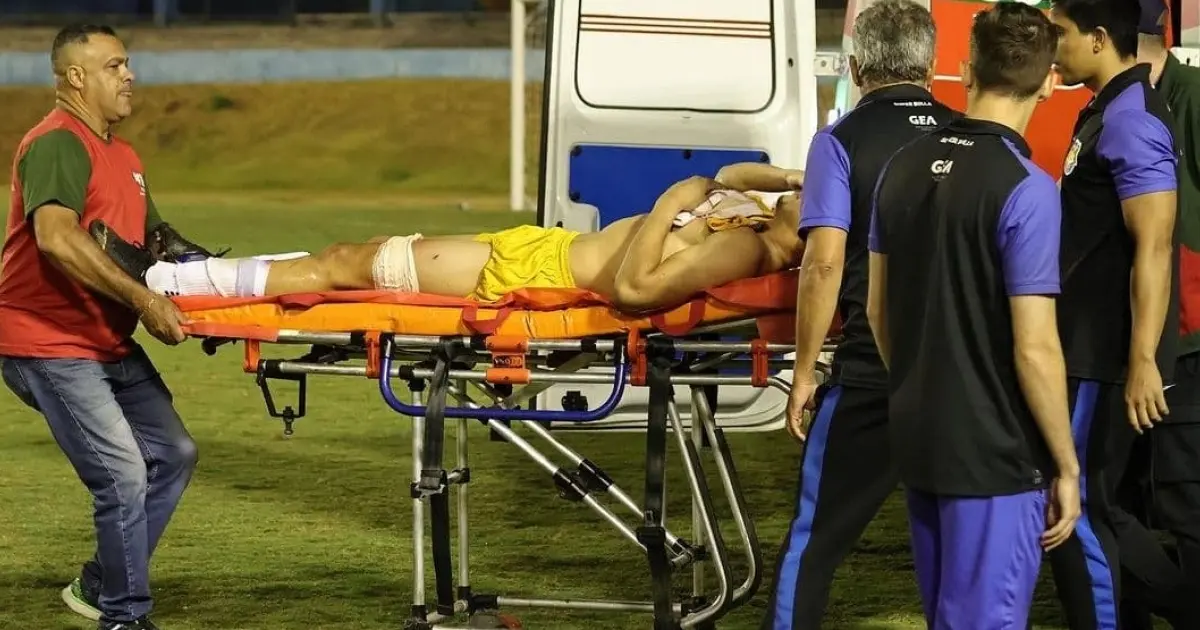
[90,168,807,317]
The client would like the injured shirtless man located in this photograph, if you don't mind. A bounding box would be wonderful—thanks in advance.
[92,169,805,313]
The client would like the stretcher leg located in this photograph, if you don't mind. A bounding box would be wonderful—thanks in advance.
[427,395,688,620]
[632,339,763,629]
[691,385,762,608]
[641,353,678,630]
[410,389,430,625]
[445,384,648,549]
[498,412,644,544]
[669,398,730,628]
[413,360,691,628]
[515,415,695,562]
[436,376,744,619]
[455,378,697,565]
[456,411,471,604]
[689,379,719,606]
[482,352,753,628]
[216,329,782,628]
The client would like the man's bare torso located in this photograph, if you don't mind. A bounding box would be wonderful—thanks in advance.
[567,214,713,297]
[409,215,720,298]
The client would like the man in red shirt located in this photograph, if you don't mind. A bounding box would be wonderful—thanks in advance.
[0,24,217,630]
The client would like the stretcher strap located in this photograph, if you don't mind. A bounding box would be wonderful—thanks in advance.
[422,353,449,476]
[460,304,513,335]
[640,348,677,629]
[649,300,707,337]
[421,344,456,616]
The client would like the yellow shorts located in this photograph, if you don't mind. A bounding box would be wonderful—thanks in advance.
[471,225,579,302]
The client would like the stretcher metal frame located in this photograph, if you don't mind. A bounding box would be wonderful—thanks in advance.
[197,317,825,630]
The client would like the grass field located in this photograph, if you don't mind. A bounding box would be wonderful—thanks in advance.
[0,79,550,199]
[0,196,1085,630]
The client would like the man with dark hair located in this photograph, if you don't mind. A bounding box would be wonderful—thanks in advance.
[866,3,1080,627]
[0,23,218,630]
[1046,0,1181,626]
[744,0,959,626]
[1108,2,1200,627]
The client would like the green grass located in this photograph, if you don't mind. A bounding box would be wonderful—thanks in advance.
[0,79,549,197]
[0,198,1079,629]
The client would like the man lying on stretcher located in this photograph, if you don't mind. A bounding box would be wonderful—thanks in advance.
[91,167,805,313]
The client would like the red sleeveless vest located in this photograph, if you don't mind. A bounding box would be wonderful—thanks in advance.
[0,109,149,361]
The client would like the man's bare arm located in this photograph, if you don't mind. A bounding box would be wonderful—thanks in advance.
[611,176,764,311]
[33,205,157,312]
[793,228,847,379]
[1122,191,1176,366]
[612,177,712,301]
[788,128,852,380]
[1094,110,1177,369]
[1011,295,1080,479]
[613,227,764,312]
[715,163,803,192]
[866,252,890,369]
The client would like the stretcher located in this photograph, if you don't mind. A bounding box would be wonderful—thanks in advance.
[177,269,836,630]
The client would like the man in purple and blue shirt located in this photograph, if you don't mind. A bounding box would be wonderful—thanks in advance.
[755,1,959,627]
[866,3,1082,627]
[1047,0,1182,626]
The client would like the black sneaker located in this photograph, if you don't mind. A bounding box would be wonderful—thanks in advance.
[88,220,155,283]
[147,223,229,263]
[98,617,160,630]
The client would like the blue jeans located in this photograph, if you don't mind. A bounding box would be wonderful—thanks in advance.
[1,344,198,623]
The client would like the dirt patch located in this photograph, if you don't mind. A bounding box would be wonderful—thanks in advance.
[0,78,836,196]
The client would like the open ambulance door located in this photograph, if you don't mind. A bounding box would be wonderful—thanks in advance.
[533,0,821,432]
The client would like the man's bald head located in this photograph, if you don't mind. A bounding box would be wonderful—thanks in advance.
[51,24,119,76]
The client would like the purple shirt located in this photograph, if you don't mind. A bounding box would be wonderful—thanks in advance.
[995,171,1062,296]
[1098,83,1178,200]
[797,128,852,234]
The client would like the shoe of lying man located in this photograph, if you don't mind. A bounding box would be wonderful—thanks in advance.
[147,222,230,263]
[89,220,155,284]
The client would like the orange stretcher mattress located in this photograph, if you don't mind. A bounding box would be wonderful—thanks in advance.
[173,269,815,342]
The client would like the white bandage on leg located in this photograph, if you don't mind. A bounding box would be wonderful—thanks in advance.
[371,234,424,292]
[236,259,270,296]
[148,257,270,297]
[178,258,236,296]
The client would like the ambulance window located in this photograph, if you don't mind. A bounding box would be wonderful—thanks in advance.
[575,0,775,113]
